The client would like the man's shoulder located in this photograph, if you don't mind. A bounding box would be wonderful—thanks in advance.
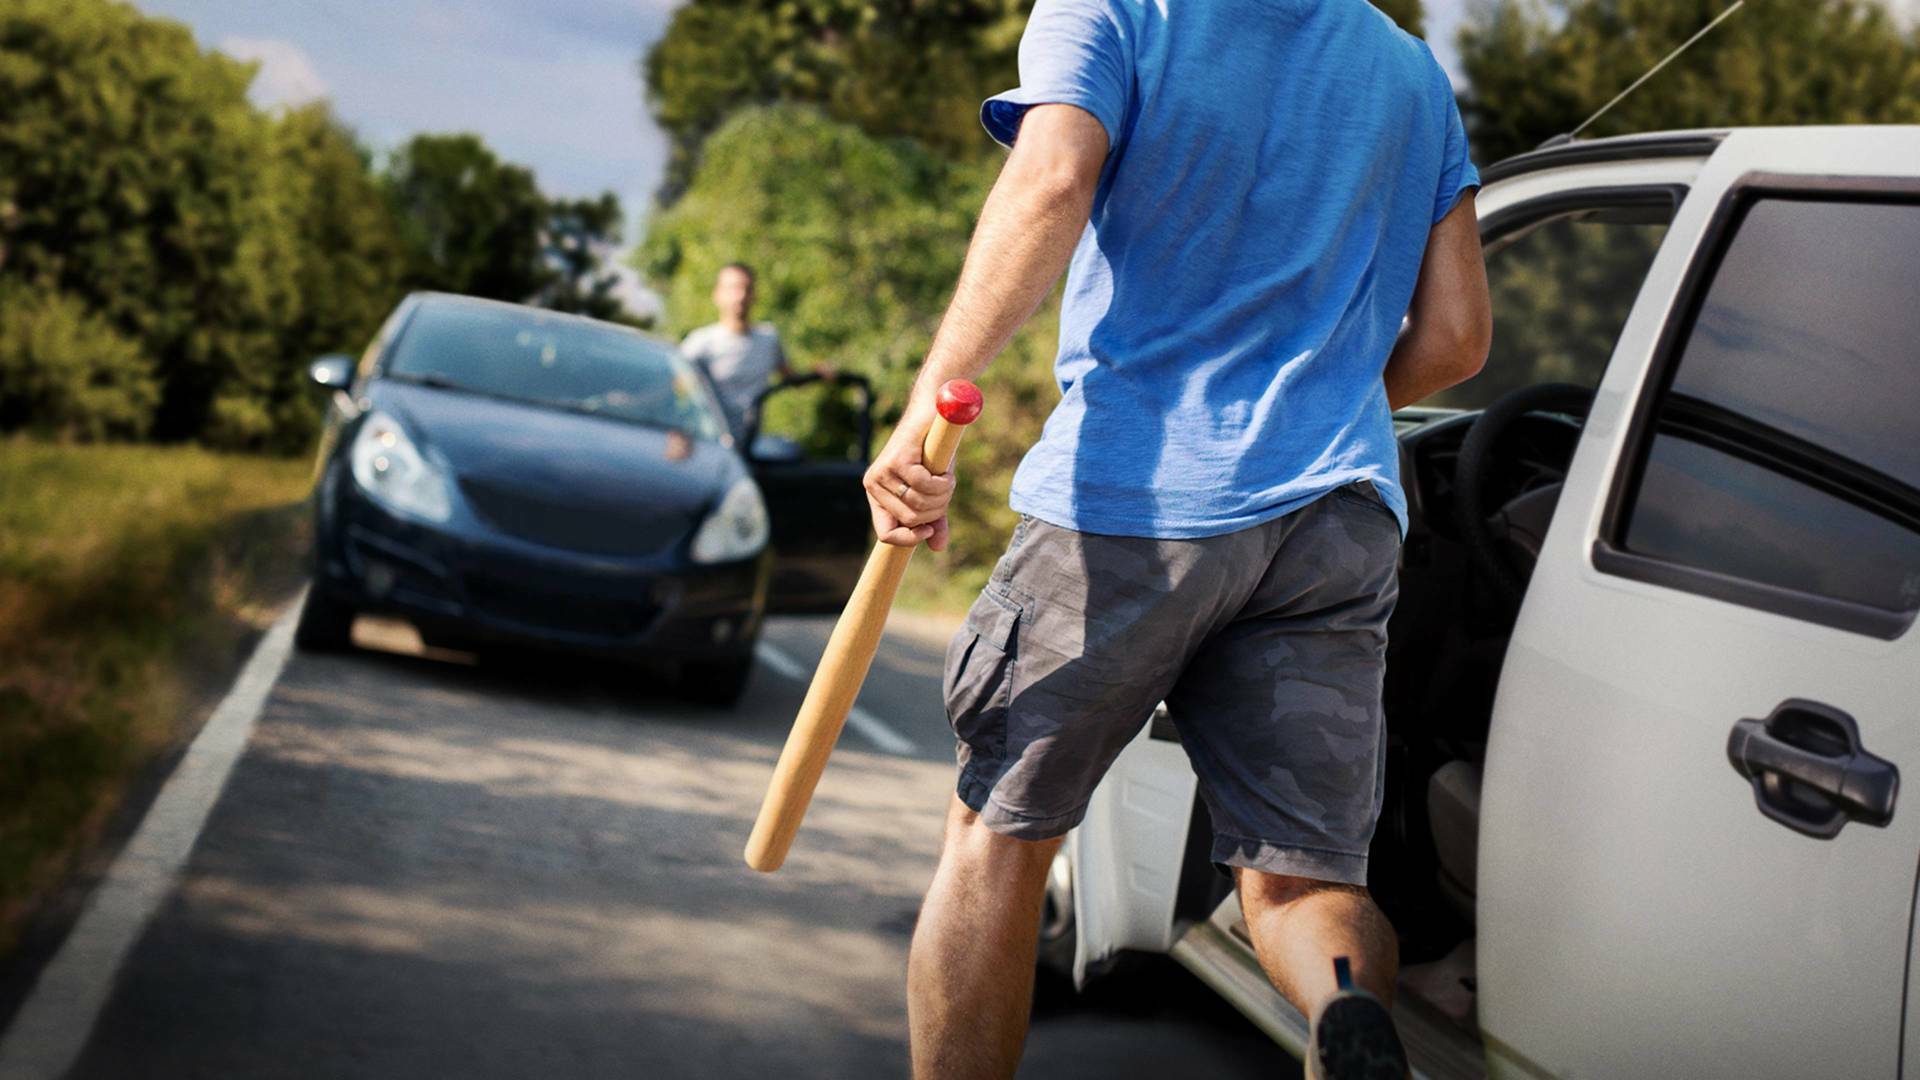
[750,322,781,341]
[681,323,719,349]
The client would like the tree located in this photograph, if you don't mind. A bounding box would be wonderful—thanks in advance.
[0,284,157,440]
[261,104,407,451]
[645,0,1027,201]
[1378,0,1426,37]
[382,133,552,302]
[1460,0,1920,164]
[0,0,300,445]
[539,193,628,321]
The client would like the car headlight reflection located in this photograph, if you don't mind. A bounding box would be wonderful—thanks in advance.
[689,477,769,564]
[349,411,452,522]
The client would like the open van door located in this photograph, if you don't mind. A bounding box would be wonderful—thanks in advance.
[747,373,876,614]
[1478,128,1920,1080]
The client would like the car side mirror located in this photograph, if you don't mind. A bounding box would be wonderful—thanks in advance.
[309,354,355,390]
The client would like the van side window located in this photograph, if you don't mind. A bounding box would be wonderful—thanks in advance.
[1612,194,1920,627]
[1427,202,1672,412]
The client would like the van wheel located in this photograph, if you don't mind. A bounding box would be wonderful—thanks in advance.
[1038,850,1077,978]
[294,584,355,651]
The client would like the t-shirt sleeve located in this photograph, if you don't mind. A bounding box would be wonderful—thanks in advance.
[980,0,1131,152]
[1432,70,1480,225]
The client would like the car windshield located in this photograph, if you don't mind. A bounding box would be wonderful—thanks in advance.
[384,302,726,441]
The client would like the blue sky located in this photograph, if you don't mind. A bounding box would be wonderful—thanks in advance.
[135,0,681,248]
[132,0,1476,249]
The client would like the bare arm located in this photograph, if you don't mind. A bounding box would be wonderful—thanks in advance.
[863,103,1108,549]
[1384,193,1493,410]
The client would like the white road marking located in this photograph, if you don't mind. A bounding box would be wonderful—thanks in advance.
[0,597,302,1080]
[753,641,918,755]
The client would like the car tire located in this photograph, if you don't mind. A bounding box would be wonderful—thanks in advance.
[294,583,356,652]
[681,654,754,708]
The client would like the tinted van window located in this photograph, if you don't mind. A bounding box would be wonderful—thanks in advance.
[1622,196,1920,615]
[1427,204,1670,412]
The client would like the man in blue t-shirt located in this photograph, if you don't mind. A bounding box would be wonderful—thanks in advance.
[865,3,1490,1075]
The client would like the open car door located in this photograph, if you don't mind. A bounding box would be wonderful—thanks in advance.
[747,373,875,614]
[1478,128,1920,1080]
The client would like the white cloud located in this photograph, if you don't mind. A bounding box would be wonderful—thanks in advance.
[219,36,329,108]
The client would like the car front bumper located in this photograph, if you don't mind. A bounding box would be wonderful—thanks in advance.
[316,484,769,663]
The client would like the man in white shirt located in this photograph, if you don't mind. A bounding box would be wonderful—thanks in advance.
[680,263,806,438]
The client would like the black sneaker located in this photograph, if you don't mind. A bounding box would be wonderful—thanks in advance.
[1305,957,1410,1080]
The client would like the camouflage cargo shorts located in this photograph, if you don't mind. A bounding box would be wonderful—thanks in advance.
[943,481,1401,886]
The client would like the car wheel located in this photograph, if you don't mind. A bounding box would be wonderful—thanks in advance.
[680,654,754,707]
[294,583,355,652]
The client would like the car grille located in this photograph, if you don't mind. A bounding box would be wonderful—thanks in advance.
[459,475,693,557]
[462,571,660,640]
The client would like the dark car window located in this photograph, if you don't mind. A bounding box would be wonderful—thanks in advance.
[1618,196,1920,618]
[1426,203,1671,412]
[386,302,726,441]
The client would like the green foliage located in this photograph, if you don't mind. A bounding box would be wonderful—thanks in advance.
[645,0,1031,200]
[0,0,299,446]
[0,0,626,452]
[1376,0,1427,36]
[381,134,630,323]
[383,133,552,301]
[0,284,157,440]
[540,192,631,321]
[268,104,407,447]
[1460,0,1920,163]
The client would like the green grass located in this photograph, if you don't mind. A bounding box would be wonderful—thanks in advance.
[0,440,312,953]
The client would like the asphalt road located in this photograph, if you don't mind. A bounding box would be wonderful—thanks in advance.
[29,612,1290,1079]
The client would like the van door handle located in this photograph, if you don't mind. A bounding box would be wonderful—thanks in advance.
[1728,699,1897,839]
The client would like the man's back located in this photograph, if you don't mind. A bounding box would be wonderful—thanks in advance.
[984,0,1478,537]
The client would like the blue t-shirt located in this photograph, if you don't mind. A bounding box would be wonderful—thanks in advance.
[983,0,1479,538]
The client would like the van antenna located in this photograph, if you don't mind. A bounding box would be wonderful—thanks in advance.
[1553,1,1746,145]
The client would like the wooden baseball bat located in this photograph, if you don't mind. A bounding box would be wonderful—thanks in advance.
[744,379,984,873]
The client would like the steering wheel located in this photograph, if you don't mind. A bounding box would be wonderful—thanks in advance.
[1451,382,1594,605]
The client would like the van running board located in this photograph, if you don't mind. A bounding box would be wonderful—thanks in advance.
[1168,899,1486,1080]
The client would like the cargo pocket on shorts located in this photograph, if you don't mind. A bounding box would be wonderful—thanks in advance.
[942,585,1024,761]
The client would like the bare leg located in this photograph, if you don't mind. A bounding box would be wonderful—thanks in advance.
[1235,868,1399,1014]
[908,794,1064,1080]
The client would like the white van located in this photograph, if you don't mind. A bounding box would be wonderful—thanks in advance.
[1044,126,1920,1080]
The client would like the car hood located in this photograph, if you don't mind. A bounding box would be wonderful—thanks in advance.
[371,381,740,557]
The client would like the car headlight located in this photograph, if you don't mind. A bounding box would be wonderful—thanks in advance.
[350,411,452,522]
[689,477,770,564]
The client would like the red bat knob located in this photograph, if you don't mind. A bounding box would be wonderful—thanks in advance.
[936,380,984,425]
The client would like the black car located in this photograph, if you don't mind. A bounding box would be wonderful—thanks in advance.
[298,293,874,705]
